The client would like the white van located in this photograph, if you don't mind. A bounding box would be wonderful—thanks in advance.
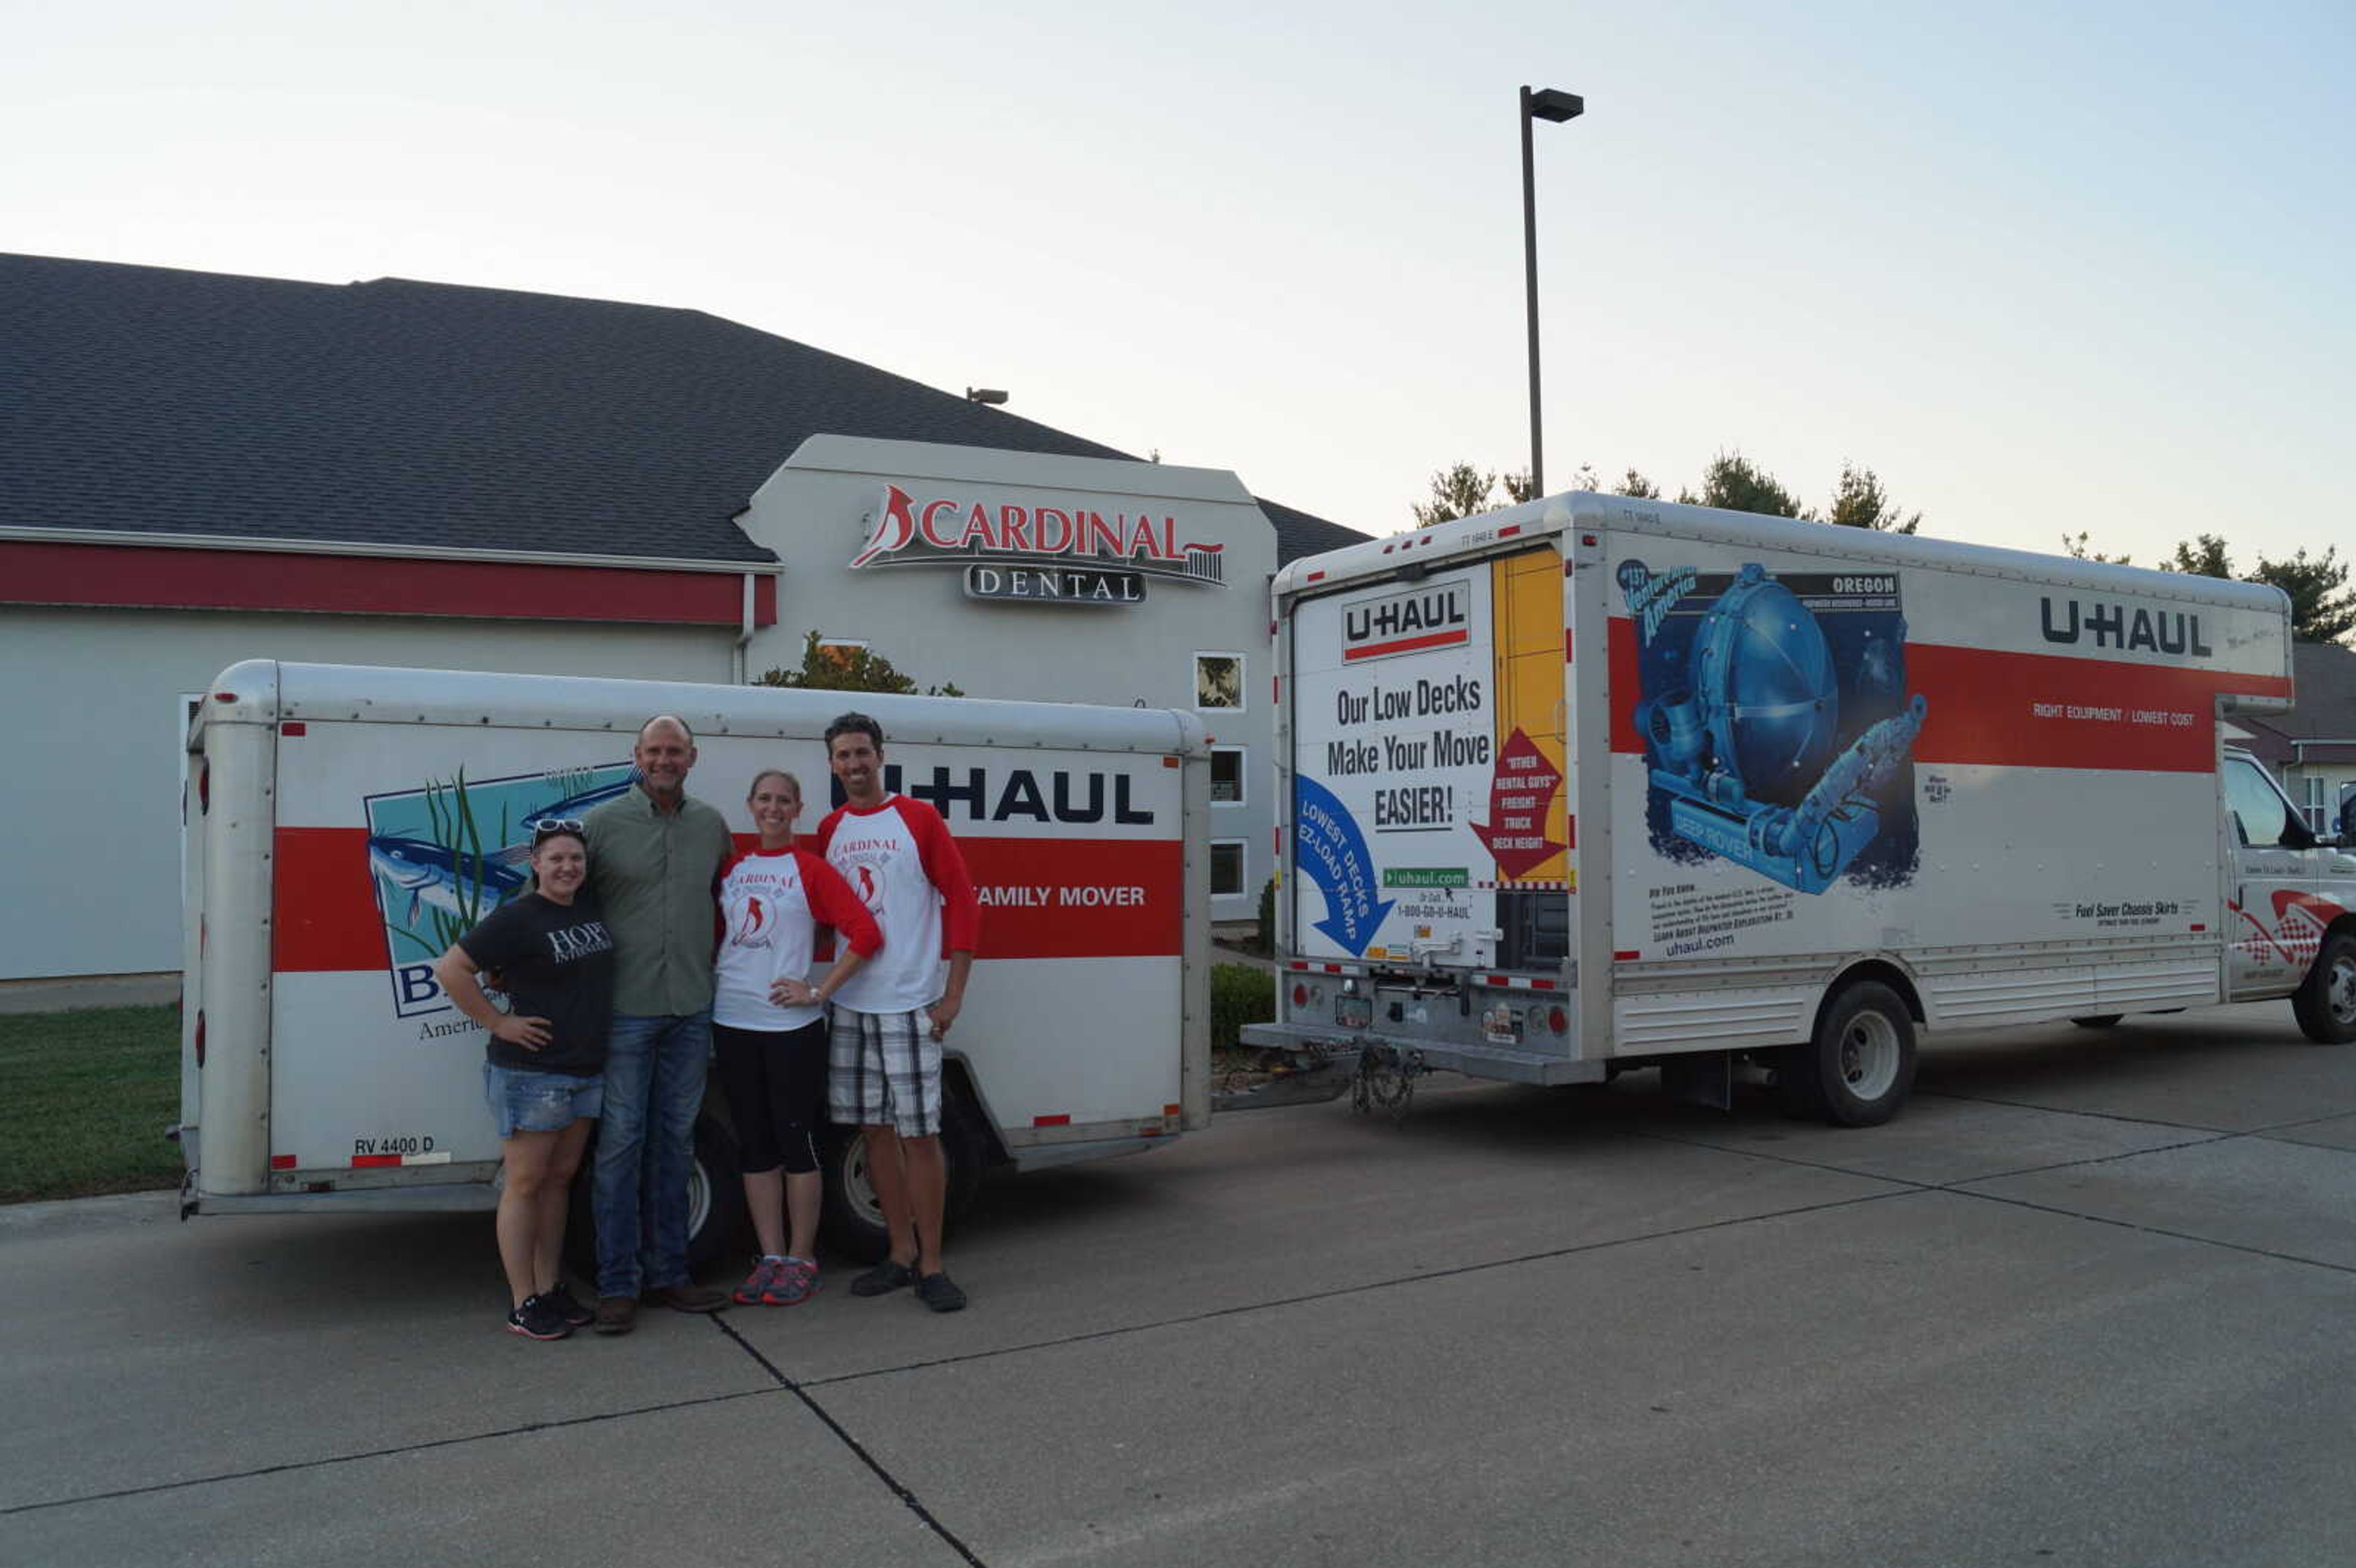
[1246,493,2356,1123]
[179,661,1211,1261]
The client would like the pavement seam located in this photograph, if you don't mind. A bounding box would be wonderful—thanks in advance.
[1908,1088,2241,1134]
[0,1386,780,1518]
[795,1185,1915,1391]
[1627,1124,2356,1277]
[712,1312,987,1566]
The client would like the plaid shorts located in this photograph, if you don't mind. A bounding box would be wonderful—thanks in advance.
[827,1007,940,1138]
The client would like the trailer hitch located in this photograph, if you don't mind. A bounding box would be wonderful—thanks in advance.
[1352,1042,1428,1124]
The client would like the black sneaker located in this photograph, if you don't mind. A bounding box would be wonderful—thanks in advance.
[850,1258,915,1297]
[543,1283,595,1329]
[506,1294,572,1340]
[915,1272,968,1313]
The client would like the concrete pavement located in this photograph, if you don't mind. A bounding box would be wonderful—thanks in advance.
[4,1004,2352,1566]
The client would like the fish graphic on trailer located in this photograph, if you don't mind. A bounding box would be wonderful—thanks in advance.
[364,776,637,924]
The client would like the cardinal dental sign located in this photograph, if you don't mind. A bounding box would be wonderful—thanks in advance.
[849,483,1229,607]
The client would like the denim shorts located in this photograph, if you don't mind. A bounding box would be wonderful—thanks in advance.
[483,1062,604,1137]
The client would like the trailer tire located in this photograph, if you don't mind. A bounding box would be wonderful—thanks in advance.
[562,1110,748,1278]
[818,1089,987,1264]
[2069,1015,2125,1029]
[1782,981,1916,1127]
[2291,929,2356,1045]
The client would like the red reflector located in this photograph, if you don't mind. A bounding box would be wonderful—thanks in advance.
[1288,961,1308,971]
[1307,571,1326,582]
[1162,755,1180,767]
[1164,1103,1183,1117]
[1614,949,1641,961]
[212,691,237,702]
[1322,964,1342,974]
[270,1155,296,1170]
[1580,534,1598,546]
[350,1155,402,1168]
[194,1010,207,1068]
[1033,1114,1071,1128]
[1292,983,1308,1007]
[2190,923,2207,932]
[198,763,209,812]
[1549,1007,1568,1033]
[1499,524,1522,537]
[280,721,306,736]
[1140,1127,1162,1137]
[1530,978,1557,991]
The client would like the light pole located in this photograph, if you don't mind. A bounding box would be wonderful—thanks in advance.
[1520,84,1583,497]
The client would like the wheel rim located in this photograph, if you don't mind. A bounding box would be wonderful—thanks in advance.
[2330,956,2356,1026]
[685,1157,712,1242]
[841,1139,884,1228]
[1839,1011,1901,1101]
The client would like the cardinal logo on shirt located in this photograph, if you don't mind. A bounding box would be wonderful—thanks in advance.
[731,894,772,949]
[856,865,880,910]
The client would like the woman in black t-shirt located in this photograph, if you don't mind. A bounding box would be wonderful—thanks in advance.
[433,823,617,1342]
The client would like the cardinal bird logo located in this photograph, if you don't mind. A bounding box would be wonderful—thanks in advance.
[857,866,880,909]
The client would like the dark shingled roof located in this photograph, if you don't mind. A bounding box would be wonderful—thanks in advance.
[0,253,1365,567]
[2242,640,2356,766]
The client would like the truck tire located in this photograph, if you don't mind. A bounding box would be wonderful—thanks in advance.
[2069,1015,2124,1029]
[1780,980,1916,1127]
[2291,929,2356,1045]
[818,1090,987,1263]
[563,1111,749,1277]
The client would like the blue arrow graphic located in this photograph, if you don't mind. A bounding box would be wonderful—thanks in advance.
[1294,774,1395,956]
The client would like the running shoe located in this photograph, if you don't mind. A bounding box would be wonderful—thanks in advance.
[763,1256,820,1306]
[733,1256,782,1306]
[506,1294,573,1340]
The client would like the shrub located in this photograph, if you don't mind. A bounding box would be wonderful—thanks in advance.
[1254,875,1276,956]
[1209,962,1275,1050]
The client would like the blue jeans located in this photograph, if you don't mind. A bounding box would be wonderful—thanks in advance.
[593,1010,710,1297]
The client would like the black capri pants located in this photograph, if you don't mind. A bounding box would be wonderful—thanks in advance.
[712,1018,828,1175]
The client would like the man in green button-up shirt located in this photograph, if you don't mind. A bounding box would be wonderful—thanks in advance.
[580,715,736,1332]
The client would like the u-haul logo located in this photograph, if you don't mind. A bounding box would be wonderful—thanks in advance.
[1342,582,1469,663]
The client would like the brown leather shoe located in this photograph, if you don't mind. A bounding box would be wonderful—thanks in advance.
[647,1282,730,1314]
[592,1295,637,1335]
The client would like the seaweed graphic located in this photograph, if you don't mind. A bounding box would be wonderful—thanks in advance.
[381,767,517,957]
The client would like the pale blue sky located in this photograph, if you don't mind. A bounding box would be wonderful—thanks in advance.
[7,1,2347,564]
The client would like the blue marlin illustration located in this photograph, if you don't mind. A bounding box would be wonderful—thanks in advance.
[513,775,637,829]
[368,836,530,926]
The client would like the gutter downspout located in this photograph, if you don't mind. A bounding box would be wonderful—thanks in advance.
[733,572,756,685]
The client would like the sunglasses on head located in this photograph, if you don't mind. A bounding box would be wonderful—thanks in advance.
[529,818,587,845]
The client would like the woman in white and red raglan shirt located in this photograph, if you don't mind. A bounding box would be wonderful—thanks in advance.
[712,767,882,1309]
[814,712,982,1313]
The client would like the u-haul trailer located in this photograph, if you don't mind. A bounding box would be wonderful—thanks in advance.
[1244,494,2356,1124]
[180,661,1211,1261]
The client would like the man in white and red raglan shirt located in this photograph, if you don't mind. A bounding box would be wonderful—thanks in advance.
[814,711,981,1313]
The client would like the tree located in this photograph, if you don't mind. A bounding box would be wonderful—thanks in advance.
[2164,534,2233,577]
[1825,462,1920,534]
[1411,461,1503,526]
[1613,467,1661,499]
[753,631,965,696]
[2251,547,2356,645]
[1680,451,1804,518]
[2157,534,2350,644]
[2062,531,2131,564]
[1501,469,1538,504]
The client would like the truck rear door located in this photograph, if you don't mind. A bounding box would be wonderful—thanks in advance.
[1287,545,1570,972]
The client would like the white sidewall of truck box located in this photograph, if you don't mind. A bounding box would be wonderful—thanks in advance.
[257,687,1193,1177]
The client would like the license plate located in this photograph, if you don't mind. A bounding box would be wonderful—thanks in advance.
[1335,994,1372,1029]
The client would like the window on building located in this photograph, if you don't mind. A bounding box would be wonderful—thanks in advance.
[1210,747,1245,805]
[1195,653,1244,710]
[1210,839,1247,897]
[2307,774,2328,834]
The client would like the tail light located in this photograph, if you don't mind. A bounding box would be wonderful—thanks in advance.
[194,1010,207,1069]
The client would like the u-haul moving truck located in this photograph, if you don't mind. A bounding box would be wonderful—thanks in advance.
[1245,494,2356,1123]
[180,661,1211,1259]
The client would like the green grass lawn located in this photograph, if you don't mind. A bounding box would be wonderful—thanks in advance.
[0,1004,183,1203]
